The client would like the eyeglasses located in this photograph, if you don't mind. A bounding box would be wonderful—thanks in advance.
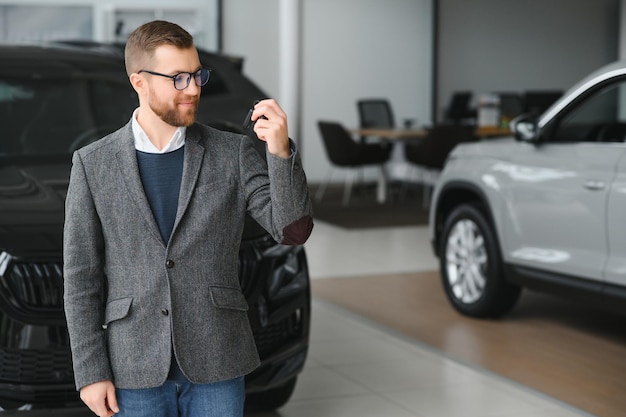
[138,68,211,90]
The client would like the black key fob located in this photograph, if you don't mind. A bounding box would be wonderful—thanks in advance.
[243,100,267,130]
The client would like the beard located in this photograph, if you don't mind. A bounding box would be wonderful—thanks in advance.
[149,92,199,127]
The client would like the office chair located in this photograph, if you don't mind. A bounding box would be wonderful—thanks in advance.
[357,99,395,130]
[316,121,392,206]
[355,99,396,189]
[357,98,395,145]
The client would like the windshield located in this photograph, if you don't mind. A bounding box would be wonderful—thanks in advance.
[0,74,137,155]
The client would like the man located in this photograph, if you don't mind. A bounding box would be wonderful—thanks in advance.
[63,20,313,417]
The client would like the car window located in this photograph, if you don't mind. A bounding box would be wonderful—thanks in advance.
[0,74,136,155]
[549,79,626,143]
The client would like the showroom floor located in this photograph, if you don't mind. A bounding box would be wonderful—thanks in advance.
[247,221,596,417]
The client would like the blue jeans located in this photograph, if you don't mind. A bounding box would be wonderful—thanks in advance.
[114,377,245,417]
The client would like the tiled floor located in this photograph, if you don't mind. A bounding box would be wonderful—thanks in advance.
[304,221,439,279]
[247,221,596,417]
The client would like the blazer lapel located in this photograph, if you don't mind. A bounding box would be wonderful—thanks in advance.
[115,124,164,244]
[173,125,205,233]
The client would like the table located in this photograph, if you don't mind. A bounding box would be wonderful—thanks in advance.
[474,125,512,138]
[352,125,512,140]
[352,127,427,139]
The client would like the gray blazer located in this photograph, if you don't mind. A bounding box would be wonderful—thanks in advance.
[63,122,313,390]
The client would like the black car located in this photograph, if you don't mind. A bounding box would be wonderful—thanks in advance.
[0,42,310,413]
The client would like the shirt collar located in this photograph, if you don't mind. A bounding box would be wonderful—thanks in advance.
[131,108,186,154]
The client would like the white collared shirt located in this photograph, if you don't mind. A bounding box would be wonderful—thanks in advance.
[131,108,186,154]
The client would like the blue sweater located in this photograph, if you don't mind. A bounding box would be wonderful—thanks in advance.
[136,146,187,381]
[136,147,185,244]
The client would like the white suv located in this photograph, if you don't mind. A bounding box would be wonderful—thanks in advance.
[430,60,626,318]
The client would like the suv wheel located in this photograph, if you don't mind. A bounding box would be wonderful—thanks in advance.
[440,203,521,318]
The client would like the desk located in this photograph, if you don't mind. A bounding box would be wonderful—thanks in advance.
[352,126,512,140]
[474,126,512,138]
[353,127,426,139]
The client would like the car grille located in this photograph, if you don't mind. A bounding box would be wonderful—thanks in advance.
[0,253,64,311]
[0,348,73,384]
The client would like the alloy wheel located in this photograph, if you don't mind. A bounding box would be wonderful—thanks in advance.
[445,218,488,304]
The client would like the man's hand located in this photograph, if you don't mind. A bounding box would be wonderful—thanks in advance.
[251,99,291,158]
[80,380,119,417]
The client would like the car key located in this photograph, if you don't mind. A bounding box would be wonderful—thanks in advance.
[243,100,267,130]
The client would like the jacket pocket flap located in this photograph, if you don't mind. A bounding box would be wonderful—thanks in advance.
[209,286,248,311]
[104,297,133,325]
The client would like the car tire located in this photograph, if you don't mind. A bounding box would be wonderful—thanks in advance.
[440,203,521,318]
[245,377,297,411]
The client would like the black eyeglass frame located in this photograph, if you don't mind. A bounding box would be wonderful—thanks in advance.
[138,68,211,90]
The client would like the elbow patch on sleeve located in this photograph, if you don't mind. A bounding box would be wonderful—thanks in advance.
[281,216,314,245]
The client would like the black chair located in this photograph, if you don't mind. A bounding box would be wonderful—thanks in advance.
[358,99,395,126]
[356,99,396,186]
[404,125,476,206]
[317,121,392,206]
[357,99,395,141]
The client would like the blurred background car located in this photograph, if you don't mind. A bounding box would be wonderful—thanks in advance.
[430,59,626,319]
[0,42,310,413]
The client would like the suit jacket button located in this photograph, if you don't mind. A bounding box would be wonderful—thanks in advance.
[161,308,169,316]
[166,260,175,268]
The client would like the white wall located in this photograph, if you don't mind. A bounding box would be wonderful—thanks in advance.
[621,0,626,59]
[222,1,281,100]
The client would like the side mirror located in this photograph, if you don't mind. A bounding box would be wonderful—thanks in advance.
[510,114,538,142]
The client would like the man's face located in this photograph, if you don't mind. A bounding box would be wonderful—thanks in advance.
[144,45,202,127]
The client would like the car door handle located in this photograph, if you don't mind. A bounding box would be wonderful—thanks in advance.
[584,180,606,191]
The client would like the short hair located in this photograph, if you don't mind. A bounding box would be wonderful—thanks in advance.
[124,20,194,76]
